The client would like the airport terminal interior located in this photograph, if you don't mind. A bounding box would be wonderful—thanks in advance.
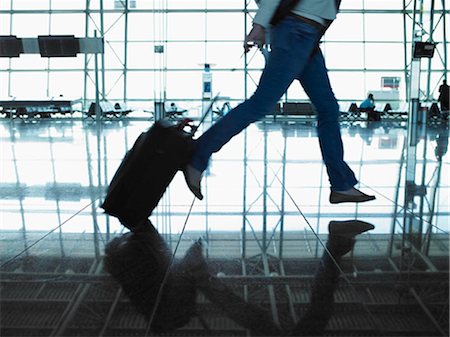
[0,1,449,336]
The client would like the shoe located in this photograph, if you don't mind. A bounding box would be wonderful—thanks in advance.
[183,164,203,200]
[179,238,209,279]
[328,220,375,238]
[329,187,375,204]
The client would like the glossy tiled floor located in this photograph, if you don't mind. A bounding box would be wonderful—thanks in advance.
[0,116,449,336]
[1,118,448,241]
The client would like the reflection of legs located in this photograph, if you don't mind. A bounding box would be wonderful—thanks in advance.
[298,51,357,192]
[187,240,282,336]
[289,220,375,336]
[196,274,283,336]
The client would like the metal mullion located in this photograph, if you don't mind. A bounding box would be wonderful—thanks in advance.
[442,0,448,76]
[123,0,129,102]
[279,260,298,324]
[409,287,447,336]
[47,125,66,259]
[83,0,91,110]
[2,8,432,15]
[98,287,122,337]
[261,252,280,327]
[388,138,406,257]
[422,162,442,256]
[10,131,28,257]
[50,259,101,337]
[241,258,251,337]
[100,0,106,101]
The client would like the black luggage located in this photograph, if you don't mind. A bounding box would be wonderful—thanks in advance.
[101,97,217,231]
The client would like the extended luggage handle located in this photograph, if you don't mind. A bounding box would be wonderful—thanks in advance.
[189,92,221,137]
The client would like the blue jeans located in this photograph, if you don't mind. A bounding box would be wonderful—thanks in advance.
[191,17,357,191]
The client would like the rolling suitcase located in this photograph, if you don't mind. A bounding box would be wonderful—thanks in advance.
[101,97,218,231]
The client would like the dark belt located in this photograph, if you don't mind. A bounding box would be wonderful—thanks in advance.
[288,13,325,30]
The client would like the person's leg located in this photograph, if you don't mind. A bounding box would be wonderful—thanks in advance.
[191,22,322,173]
[288,220,375,336]
[297,50,356,191]
[297,51,375,203]
[184,19,324,199]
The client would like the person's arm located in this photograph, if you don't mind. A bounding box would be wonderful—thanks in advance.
[244,0,281,53]
[253,0,281,28]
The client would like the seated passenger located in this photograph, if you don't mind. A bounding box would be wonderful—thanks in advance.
[360,93,375,111]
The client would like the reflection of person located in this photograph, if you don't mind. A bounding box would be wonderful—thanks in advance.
[169,102,178,112]
[288,220,374,336]
[193,220,375,336]
[438,79,449,112]
[183,0,375,205]
[435,124,449,160]
[360,93,375,110]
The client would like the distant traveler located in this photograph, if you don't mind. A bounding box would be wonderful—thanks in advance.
[438,79,449,112]
[360,93,375,111]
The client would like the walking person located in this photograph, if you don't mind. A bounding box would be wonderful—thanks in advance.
[438,79,449,112]
[184,0,375,205]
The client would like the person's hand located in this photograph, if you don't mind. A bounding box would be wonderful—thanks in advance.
[244,24,266,53]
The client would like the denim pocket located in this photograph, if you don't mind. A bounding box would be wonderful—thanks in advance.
[271,16,320,52]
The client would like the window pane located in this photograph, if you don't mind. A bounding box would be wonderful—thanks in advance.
[12,0,49,10]
[127,13,156,40]
[104,41,125,68]
[12,14,49,36]
[0,71,9,96]
[50,55,85,69]
[166,71,202,98]
[207,13,244,41]
[213,70,245,99]
[364,0,405,10]
[105,70,125,99]
[365,14,403,41]
[51,1,86,10]
[127,42,155,69]
[48,71,84,98]
[126,71,154,99]
[104,13,126,40]
[329,72,365,101]
[167,13,205,41]
[0,14,11,33]
[365,43,405,69]
[324,43,364,69]
[10,71,48,98]
[50,14,86,36]
[10,54,48,70]
[326,13,364,42]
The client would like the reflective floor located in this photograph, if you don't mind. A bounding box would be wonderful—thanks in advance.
[0,117,449,336]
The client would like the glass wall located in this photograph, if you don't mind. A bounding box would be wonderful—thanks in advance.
[0,0,448,110]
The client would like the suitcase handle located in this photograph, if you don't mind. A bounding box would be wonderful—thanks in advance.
[190,92,221,136]
[177,118,194,133]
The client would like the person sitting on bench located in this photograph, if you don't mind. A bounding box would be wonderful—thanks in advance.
[359,93,375,111]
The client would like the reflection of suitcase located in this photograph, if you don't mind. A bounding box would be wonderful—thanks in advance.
[101,97,218,231]
[103,222,200,332]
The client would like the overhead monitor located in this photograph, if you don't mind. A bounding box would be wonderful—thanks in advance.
[38,35,80,57]
[0,36,23,57]
[413,41,436,58]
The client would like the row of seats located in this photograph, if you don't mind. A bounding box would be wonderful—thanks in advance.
[267,101,448,123]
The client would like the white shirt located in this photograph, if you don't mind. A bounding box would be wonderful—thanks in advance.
[254,0,338,28]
